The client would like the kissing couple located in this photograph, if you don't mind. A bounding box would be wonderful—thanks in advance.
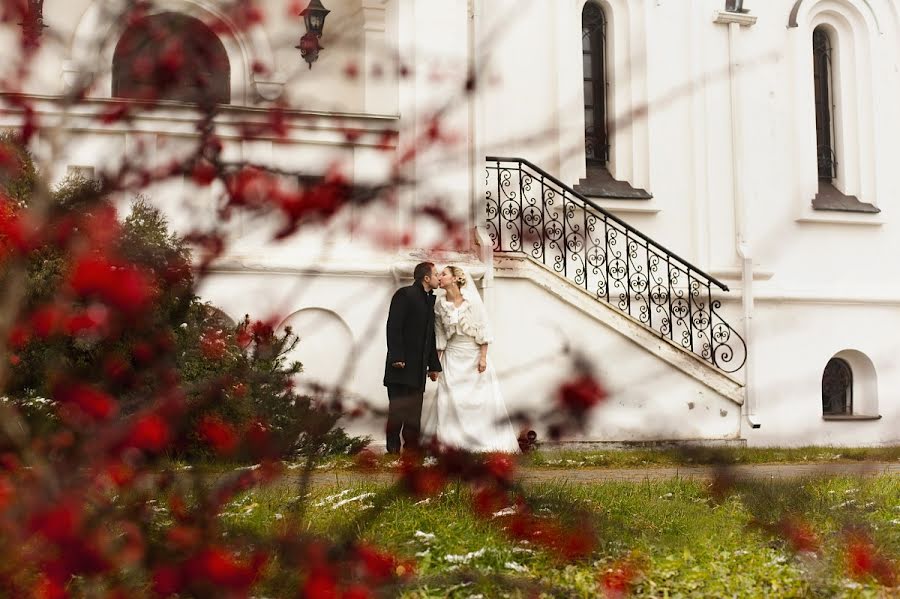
[383,262,520,455]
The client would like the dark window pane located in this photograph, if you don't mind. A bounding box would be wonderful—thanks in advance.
[822,357,852,415]
[113,12,231,105]
[582,3,608,164]
[813,28,835,180]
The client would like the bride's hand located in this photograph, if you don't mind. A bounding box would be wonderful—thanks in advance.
[477,357,487,373]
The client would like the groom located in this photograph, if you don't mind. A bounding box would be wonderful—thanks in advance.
[383,262,442,454]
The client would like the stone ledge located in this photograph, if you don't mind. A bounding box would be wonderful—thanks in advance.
[713,10,758,27]
[822,414,882,422]
[811,182,879,213]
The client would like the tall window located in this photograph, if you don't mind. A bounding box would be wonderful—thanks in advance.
[112,13,230,105]
[582,3,608,165]
[822,357,852,415]
[812,27,836,181]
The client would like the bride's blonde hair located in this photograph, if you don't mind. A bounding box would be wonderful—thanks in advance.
[446,265,466,288]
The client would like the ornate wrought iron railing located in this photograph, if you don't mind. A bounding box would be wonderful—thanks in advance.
[485,157,747,374]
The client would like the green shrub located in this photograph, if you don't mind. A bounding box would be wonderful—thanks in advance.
[2,154,366,460]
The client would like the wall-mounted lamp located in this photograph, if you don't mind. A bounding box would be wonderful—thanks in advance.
[296,0,331,68]
[725,0,747,13]
[20,0,46,47]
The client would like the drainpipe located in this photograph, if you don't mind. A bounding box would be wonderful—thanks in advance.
[467,0,495,307]
[714,8,760,429]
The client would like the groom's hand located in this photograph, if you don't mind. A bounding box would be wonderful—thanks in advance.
[392,361,406,369]
[428,372,439,382]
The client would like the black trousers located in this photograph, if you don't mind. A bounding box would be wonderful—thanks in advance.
[385,384,424,454]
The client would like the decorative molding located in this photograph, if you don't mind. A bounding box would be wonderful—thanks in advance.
[788,2,881,213]
[360,0,388,33]
[352,0,393,115]
[562,0,651,192]
[788,0,882,33]
[0,95,400,141]
[252,77,286,102]
[60,60,89,94]
[713,10,758,27]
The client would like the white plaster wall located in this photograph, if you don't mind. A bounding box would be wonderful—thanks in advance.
[197,270,398,409]
[197,267,744,444]
[5,0,900,446]
[491,277,742,442]
[746,301,900,446]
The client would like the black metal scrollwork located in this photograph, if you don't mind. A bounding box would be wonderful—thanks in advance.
[485,157,747,374]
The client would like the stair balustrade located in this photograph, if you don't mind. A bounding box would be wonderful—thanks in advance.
[485,157,747,374]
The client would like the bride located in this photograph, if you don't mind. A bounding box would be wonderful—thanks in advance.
[421,265,520,453]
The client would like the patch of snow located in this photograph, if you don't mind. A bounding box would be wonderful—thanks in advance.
[504,561,527,573]
[330,492,376,510]
[445,548,486,564]
[314,490,352,506]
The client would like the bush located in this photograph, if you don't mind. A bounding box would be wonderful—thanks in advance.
[2,159,366,460]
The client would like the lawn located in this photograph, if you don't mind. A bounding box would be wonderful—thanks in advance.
[167,446,900,477]
[212,475,899,597]
[520,445,900,469]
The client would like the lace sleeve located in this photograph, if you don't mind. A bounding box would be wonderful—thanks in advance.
[461,300,493,345]
[434,301,447,351]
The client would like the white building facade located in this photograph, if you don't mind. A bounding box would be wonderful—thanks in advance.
[4,0,899,447]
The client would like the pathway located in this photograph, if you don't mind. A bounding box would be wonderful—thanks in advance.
[275,461,900,489]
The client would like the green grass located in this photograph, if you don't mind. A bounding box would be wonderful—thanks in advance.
[520,445,900,469]
[219,476,900,597]
[163,446,900,476]
[294,445,900,472]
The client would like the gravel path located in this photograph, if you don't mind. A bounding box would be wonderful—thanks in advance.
[280,461,900,489]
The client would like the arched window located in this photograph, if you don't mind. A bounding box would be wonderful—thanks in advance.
[582,3,608,166]
[112,13,230,105]
[812,27,835,181]
[822,357,852,415]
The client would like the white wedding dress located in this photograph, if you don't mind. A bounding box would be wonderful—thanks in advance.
[421,293,520,453]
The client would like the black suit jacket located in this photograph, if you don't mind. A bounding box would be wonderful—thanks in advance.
[383,282,442,391]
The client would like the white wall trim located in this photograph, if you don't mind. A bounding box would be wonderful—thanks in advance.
[789,0,880,211]
[558,0,650,191]
[0,96,399,148]
[795,209,884,226]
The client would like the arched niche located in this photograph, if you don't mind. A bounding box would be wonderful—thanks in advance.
[278,308,354,395]
[824,349,879,417]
